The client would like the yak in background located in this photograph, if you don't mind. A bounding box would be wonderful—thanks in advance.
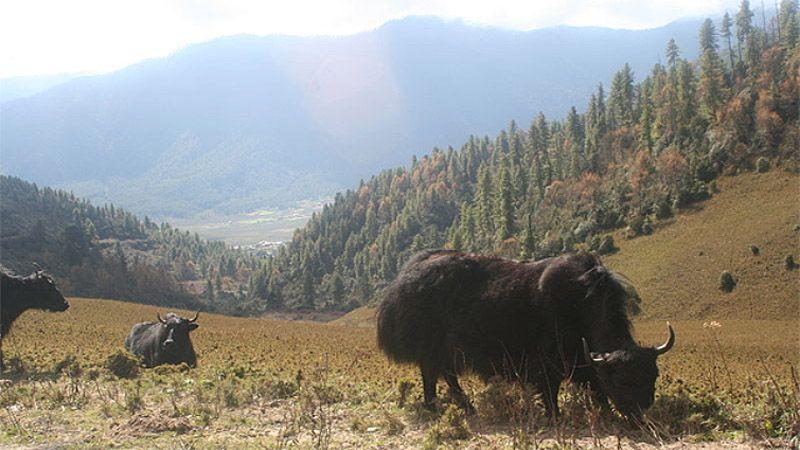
[377,250,674,419]
[0,265,70,371]
[125,312,200,367]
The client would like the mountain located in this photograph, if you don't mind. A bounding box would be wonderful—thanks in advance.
[0,16,704,219]
[0,72,84,103]
[242,16,799,313]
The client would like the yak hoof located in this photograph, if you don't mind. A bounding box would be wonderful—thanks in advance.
[462,403,476,416]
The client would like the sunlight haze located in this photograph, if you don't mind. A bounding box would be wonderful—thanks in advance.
[1,0,740,78]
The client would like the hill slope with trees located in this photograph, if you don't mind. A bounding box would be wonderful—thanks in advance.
[0,175,257,312]
[244,1,799,315]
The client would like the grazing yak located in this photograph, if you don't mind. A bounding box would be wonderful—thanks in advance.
[125,312,200,367]
[377,250,674,419]
[1,265,70,371]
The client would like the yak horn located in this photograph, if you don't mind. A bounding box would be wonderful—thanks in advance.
[189,311,200,322]
[582,338,606,365]
[654,322,675,355]
[157,313,167,324]
[32,262,43,274]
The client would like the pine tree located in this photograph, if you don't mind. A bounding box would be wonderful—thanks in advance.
[493,160,515,243]
[666,38,681,68]
[780,0,799,48]
[722,12,736,74]
[699,18,727,120]
[736,0,755,62]
[608,64,635,128]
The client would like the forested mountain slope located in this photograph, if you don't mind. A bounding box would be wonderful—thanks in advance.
[0,175,257,312]
[333,172,799,326]
[244,4,799,315]
[0,16,704,218]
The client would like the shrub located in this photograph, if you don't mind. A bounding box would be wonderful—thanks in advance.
[5,356,26,375]
[105,350,140,379]
[785,255,798,270]
[641,217,654,235]
[53,355,82,378]
[719,271,736,292]
[627,214,645,235]
[422,405,471,449]
[695,157,717,182]
[264,378,299,400]
[655,198,673,219]
[756,157,770,173]
[397,379,414,408]
[383,410,405,436]
[750,245,760,256]
[597,235,616,255]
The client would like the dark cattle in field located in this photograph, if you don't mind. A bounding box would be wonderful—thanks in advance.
[377,250,674,419]
[0,265,70,371]
[124,312,199,367]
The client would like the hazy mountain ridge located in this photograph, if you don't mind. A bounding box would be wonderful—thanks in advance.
[0,16,702,219]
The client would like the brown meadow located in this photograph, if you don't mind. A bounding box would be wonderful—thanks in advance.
[0,297,797,448]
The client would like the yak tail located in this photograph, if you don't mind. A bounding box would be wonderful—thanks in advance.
[376,287,418,364]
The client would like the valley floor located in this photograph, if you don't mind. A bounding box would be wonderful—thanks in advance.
[1,298,797,449]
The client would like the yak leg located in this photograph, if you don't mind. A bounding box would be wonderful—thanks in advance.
[421,363,440,411]
[538,377,561,419]
[443,372,475,415]
[0,338,4,373]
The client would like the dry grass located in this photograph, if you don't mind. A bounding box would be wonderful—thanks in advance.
[0,297,797,448]
[605,172,799,321]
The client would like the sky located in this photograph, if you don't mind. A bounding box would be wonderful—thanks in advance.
[0,0,742,78]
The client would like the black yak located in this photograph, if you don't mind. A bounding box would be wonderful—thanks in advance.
[1,265,70,371]
[377,250,674,419]
[124,312,199,367]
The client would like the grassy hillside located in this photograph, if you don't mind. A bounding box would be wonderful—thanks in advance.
[1,297,797,448]
[605,171,799,321]
[332,172,800,327]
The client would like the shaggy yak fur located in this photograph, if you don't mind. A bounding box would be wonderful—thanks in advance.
[377,250,675,418]
[125,312,199,367]
[1,266,69,371]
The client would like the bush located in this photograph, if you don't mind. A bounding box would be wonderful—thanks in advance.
[655,198,673,219]
[695,157,717,182]
[641,217,654,235]
[750,245,760,256]
[105,350,140,379]
[785,255,798,270]
[397,379,414,408]
[719,271,736,292]
[597,235,616,255]
[756,157,770,173]
[422,404,471,449]
[53,355,82,378]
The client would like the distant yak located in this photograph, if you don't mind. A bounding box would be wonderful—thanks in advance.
[125,312,200,367]
[1,265,70,371]
[377,250,674,419]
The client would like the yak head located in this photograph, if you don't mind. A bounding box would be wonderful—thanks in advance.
[582,323,675,419]
[26,265,69,313]
[157,312,199,350]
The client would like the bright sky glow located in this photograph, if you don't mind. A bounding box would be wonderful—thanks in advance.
[0,0,740,78]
